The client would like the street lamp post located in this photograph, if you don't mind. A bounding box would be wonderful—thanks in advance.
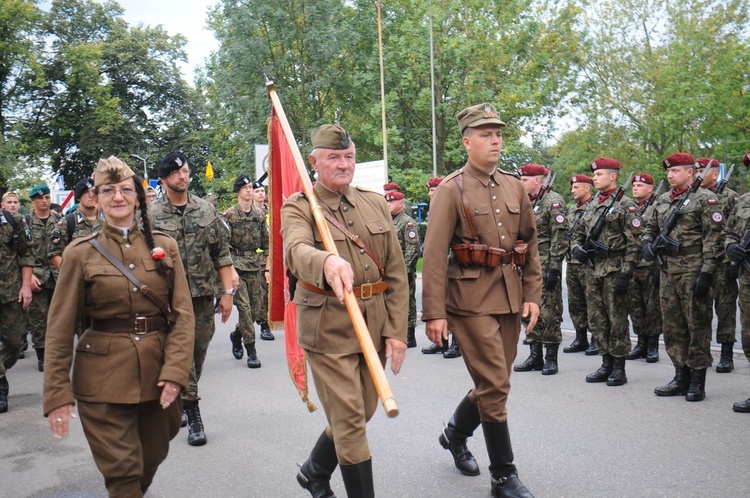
[131,154,150,181]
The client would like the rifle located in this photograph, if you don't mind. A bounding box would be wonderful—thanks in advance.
[716,163,735,194]
[567,196,593,249]
[579,172,635,268]
[641,179,665,214]
[649,172,705,268]
[729,227,750,279]
[533,171,556,211]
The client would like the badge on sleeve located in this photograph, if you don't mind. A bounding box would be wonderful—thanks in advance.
[552,203,561,209]
[632,218,641,228]
[712,212,723,223]
[628,206,637,212]
[407,230,417,240]
[555,214,565,224]
[708,199,718,206]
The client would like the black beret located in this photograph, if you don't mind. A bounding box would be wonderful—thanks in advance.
[158,151,188,178]
[252,181,264,190]
[74,177,95,201]
[233,174,252,192]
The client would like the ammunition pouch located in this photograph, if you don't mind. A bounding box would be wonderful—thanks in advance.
[451,240,527,269]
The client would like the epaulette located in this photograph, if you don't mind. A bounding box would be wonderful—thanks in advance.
[69,232,98,248]
[444,168,464,182]
[353,185,381,195]
[498,168,521,179]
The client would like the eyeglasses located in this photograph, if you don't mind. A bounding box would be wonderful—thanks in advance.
[98,186,137,198]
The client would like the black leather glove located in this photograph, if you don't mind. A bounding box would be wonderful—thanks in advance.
[692,272,714,299]
[614,273,631,295]
[544,269,560,290]
[642,240,656,263]
[726,243,747,265]
[572,246,589,264]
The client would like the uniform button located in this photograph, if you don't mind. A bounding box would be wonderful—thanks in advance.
[474,209,479,214]
[342,206,349,212]
[491,183,496,187]
[85,344,90,349]
[303,297,308,303]
[501,235,506,240]
[315,280,320,286]
[348,220,354,227]
[128,263,136,270]
[134,336,140,341]
[125,243,131,248]
[492,196,497,201]
[366,279,371,283]
[360,249,365,254]
[378,226,382,230]
[133,286,139,293]
[498,222,503,228]
[495,209,501,214]
[365,264,370,270]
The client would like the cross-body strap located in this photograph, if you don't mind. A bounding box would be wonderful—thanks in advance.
[323,211,385,277]
[452,173,480,243]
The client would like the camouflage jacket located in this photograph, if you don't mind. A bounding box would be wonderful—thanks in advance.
[148,193,234,298]
[642,187,724,275]
[566,198,593,265]
[28,211,61,288]
[49,209,104,258]
[725,192,750,284]
[392,210,421,272]
[0,210,34,303]
[635,200,657,269]
[532,190,568,272]
[572,193,642,278]
[224,204,268,272]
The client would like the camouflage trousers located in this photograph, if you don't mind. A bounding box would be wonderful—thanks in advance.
[629,265,662,337]
[183,296,216,402]
[526,267,562,344]
[0,300,26,378]
[711,264,738,344]
[27,287,53,349]
[660,270,713,369]
[565,262,589,332]
[586,271,631,357]
[235,270,266,344]
[407,271,417,328]
[735,277,750,360]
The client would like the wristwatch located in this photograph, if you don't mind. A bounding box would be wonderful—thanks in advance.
[223,289,236,296]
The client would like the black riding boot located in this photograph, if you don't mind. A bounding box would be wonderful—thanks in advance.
[245,343,261,369]
[625,335,647,360]
[443,336,461,359]
[607,357,627,386]
[297,431,338,498]
[563,329,589,353]
[513,343,543,372]
[716,343,734,373]
[0,376,8,413]
[646,335,660,363]
[584,337,599,356]
[686,368,707,402]
[406,327,417,348]
[542,344,559,375]
[482,421,534,498]
[654,366,690,396]
[35,348,44,372]
[585,354,613,383]
[340,459,374,498]
[184,400,207,446]
[439,395,480,476]
[230,327,243,359]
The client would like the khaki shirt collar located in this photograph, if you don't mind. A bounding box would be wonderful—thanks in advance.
[314,182,357,210]
[102,221,141,244]
[464,160,499,187]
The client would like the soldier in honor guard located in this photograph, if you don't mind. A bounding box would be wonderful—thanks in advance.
[249,180,274,340]
[515,163,567,376]
[641,153,724,401]
[626,173,662,363]
[563,174,597,355]
[423,103,541,498]
[572,158,642,386]
[385,189,422,349]
[225,174,270,368]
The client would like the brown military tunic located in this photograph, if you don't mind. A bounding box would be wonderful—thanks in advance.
[281,182,408,463]
[422,161,542,421]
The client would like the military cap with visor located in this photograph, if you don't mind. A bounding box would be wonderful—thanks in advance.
[456,103,506,134]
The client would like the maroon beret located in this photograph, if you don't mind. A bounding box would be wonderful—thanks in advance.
[383,182,401,192]
[697,157,719,168]
[384,191,404,201]
[569,174,593,185]
[743,151,750,167]
[518,163,550,177]
[662,153,696,169]
[426,177,444,188]
[590,157,621,171]
[633,173,654,185]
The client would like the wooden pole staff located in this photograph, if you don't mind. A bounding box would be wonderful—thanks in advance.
[266,80,399,418]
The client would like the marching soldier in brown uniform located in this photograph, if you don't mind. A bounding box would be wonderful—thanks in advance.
[282,124,408,497]
[423,103,541,498]
[44,156,195,497]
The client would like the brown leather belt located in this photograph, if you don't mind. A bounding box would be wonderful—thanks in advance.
[91,316,168,335]
[297,280,388,300]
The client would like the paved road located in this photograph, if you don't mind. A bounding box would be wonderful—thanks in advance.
[2,276,749,497]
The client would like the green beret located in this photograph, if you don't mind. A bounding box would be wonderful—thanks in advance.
[29,184,51,198]
[456,103,506,134]
[95,156,136,187]
[310,124,352,150]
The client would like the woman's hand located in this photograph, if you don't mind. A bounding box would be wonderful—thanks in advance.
[157,380,182,409]
[48,404,76,440]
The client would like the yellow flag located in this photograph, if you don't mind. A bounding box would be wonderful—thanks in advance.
[205,161,214,182]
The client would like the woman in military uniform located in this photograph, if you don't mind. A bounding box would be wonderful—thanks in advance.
[43,156,195,497]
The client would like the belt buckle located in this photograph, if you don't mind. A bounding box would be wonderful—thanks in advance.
[134,316,148,335]
[360,283,373,300]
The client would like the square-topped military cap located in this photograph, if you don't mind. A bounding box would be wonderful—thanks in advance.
[457,103,506,134]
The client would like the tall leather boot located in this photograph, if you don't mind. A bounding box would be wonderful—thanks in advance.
[184,400,207,446]
[259,321,275,341]
[584,336,599,356]
[541,344,559,375]
[245,343,261,369]
[646,335,660,363]
[585,354,613,383]
[715,343,734,373]
[513,343,543,372]
[625,335,647,360]
[654,366,690,396]
[406,327,417,348]
[607,357,627,386]
[563,329,589,353]
[482,421,534,498]
[340,459,374,498]
[35,348,44,372]
[230,327,243,359]
[443,336,461,359]
[439,395,480,476]
[297,431,338,498]
[686,368,707,402]
[0,376,9,413]
[422,338,449,354]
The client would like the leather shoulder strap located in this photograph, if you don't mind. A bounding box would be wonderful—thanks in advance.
[452,174,480,243]
[323,211,385,277]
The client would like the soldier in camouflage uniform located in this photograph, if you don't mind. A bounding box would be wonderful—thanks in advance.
[515,163,567,375]
[225,175,270,369]
[572,158,641,386]
[385,190,421,349]
[642,153,724,402]
[626,173,663,363]
[697,157,739,373]
[725,151,750,412]
[2,192,30,359]
[149,151,236,446]
[0,205,34,412]
[251,181,273,340]
[564,174,597,355]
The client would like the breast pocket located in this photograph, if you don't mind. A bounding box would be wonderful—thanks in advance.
[466,205,493,234]
[292,288,328,348]
[72,331,112,397]
[85,264,125,305]
[141,257,174,297]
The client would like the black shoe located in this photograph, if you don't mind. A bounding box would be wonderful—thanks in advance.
[584,337,599,356]
[585,354,613,383]
[716,343,734,373]
[482,421,534,498]
[686,368,706,402]
[22,335,28,352]
[406,327,417,348]
[259,322,274,341]
[626,335,647,360]
[607,357,627,386]
[491,473,534,498]
[246,343,261,369]
[422,339,449,354]
[654,366,690,396]
[340,459,374,498]
[297,431,338,498]
[443,337,461,359]
[439,395,480,476]
[563,329,589,353]
[733,398,750,413]
[541,344,559,375]
[181,409,188,428]
[184,401,207,446]
[646,335,660,363]
[0,376,9,413]
[35,348,44,372]
[230,328,243,359]
[514,344,543,372]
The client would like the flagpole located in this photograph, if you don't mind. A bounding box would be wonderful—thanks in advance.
[429,0,438,177]
[376,0,388,172]
[266,80,399,418]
